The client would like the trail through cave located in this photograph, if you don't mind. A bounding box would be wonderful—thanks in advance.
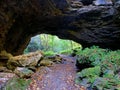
[27,55,85,90]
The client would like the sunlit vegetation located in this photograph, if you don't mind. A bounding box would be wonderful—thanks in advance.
[75,46,120,89]
[24,34,82,54]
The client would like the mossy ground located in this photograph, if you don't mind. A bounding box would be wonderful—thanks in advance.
[3,77,31,90]
[75,46,120,89]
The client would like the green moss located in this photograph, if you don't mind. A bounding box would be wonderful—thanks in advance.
[77,66,101,83]
[76,46,120,89]
[76,46,109,66]
[77,66,101,77]
[4,77,31,90]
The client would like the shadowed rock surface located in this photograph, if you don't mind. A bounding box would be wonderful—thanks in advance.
[0,0,120,55]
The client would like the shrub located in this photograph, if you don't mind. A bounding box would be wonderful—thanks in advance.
[76,46,108,66]
[76,66,101,83]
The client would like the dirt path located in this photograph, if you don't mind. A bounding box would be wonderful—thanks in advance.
[27,55,86,90]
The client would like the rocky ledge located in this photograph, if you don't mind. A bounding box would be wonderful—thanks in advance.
[0,0,120,55]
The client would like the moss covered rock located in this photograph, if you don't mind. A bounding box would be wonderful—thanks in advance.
[14,67,34,78]
[76,46,120,89]
[7,51,43,70]
[40,60,54,66]
[3,77,31,90]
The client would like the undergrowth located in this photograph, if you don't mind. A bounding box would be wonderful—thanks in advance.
[76,46,120,89]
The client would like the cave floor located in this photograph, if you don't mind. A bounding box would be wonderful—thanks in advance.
[0,55,86,90]
[27,55,86,90]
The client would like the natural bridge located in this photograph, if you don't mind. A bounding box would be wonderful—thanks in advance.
[0,0,120,55]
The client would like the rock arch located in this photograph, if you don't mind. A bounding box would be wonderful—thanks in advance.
[0,0,120,55]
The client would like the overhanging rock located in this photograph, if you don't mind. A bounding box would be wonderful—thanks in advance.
[0,0,120,55]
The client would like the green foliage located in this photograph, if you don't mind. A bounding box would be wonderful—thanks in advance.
[76,46,108,66]
[4,77,31,90]
[77,66,101,78]
[101,50,120,72]
[44,51,56,56]
[24,34,81,54]
[77,66,101,83]
[76,46,120,89]
[59,49,73,55]
[59,46,81,55]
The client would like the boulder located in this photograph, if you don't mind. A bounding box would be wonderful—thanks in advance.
[3,77,31,90]
[39,60,54,66]
[7,51,43,70]
[44,54,63,63]
[14,67,34,78]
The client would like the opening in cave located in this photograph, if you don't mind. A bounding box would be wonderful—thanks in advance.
[24,34,82,56]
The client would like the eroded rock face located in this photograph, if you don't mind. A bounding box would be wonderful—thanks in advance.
[0,0,120,55]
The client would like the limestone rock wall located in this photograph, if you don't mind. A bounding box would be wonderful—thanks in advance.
[0,0,120,55]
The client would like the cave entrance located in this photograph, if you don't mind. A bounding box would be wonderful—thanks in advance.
[24,34,82,55]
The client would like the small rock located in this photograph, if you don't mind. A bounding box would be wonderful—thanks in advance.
[71,1,83,8]
[14,67,34,78]
[91,77,106,89]
[43,54,63,64]
[40,60,54,66]
[80,78,91,88]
